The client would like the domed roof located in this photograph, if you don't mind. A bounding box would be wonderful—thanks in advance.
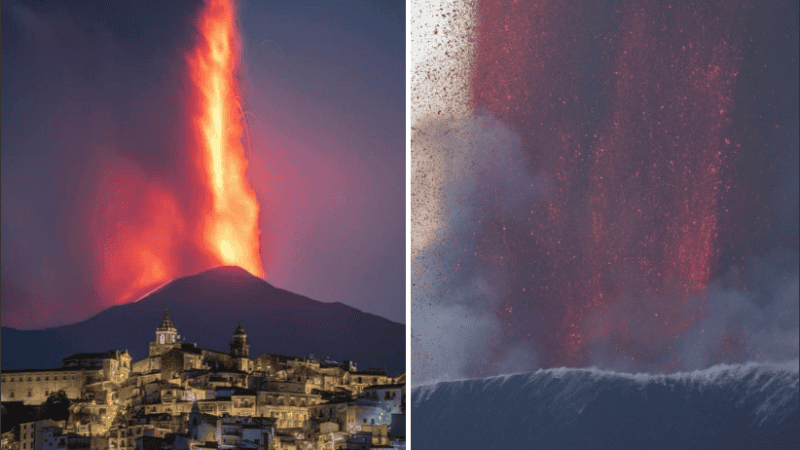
[157,309,177,331]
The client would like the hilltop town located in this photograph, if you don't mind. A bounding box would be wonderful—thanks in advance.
[1,311,405,450]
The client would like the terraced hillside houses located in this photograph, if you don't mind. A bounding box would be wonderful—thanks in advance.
[1,311,406,450]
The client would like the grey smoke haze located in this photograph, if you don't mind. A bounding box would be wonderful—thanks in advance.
[583,248,800,373]
[412,111,545,385]
[412,111,799,386]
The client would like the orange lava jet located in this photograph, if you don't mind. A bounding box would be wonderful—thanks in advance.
[85,0,263,309]
[187,0,265,278]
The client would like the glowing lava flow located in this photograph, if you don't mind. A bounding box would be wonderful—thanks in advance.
[187,0,265,278]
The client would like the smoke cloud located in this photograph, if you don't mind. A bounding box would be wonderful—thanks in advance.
[411,110,546,384]
[411,0,798,384]
[411,111,799,385]
[579,247,799,373]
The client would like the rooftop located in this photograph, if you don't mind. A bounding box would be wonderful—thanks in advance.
[362,383,405,390]
[3,367,84,374]
[157,310,177,331]
[64,350,127,361]
[352,369,388,376]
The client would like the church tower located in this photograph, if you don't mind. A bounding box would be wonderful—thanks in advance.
[230,322,252,372]
[149,309,181,358]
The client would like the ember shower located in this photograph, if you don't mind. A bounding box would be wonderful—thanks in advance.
[411,0,799,382]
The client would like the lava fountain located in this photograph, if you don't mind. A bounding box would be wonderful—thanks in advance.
[470,0,746,370]
[89,0,264,308]
[411,0,751,378]
[187,0,264,278]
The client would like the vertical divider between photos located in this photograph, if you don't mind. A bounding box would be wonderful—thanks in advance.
[404,0,413,445]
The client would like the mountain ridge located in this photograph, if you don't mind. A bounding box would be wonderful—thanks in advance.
[2,266,404,375]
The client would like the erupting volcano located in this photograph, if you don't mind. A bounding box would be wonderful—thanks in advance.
[411,0,797,383]
[186,0,264,279]
[3,0,405,330]
[91,0,264,306]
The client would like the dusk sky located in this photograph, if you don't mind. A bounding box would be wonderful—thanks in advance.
[1,0,405,329]
[411,0,798,384]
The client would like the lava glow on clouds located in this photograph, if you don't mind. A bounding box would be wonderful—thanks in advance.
[411,0,799,384]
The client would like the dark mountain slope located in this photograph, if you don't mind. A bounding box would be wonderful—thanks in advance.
[2,266,404,376]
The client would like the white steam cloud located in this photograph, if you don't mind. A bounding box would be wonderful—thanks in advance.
[411,111,546,385]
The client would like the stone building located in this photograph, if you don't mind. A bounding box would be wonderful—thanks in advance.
[254,389,321,429]
[134,311,254,377]
[2,369,84,405]
[108,421,171,450]
[1,350,130,405]
[230,323,252,373]
[62,351,131,384]
[347,369,393,396]
[186,403,272,449]
[3,310,404,449]
[1,430,20,450]
[148,311,180,357]
[14,420,88,450]
[358,384,405,416]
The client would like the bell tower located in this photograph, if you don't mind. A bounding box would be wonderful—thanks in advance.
[230,322,252,372]
[149,309,180,357]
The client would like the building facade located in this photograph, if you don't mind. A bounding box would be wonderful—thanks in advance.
[1,348,130,406]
